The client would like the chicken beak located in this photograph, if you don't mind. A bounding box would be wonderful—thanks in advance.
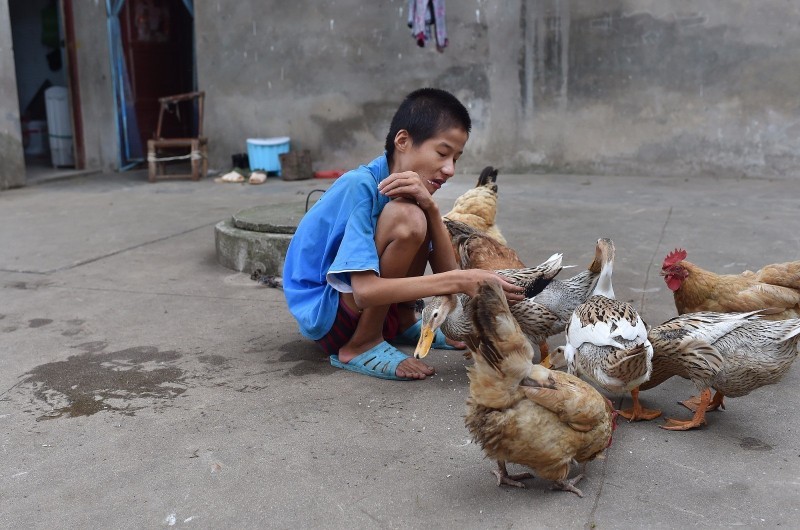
[414,325,436,359]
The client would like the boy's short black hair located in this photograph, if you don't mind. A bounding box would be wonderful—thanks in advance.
[385,88,471,165]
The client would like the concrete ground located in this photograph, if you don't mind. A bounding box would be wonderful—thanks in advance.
[1,168,798,529]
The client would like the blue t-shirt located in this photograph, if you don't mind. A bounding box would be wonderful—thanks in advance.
[283,154,392,340]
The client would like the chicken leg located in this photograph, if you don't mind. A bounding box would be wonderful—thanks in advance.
[661,388,712,431]
[679,390,725,412]
[492,460,533,488]
[552,475,585,498]
[618,387,662,421]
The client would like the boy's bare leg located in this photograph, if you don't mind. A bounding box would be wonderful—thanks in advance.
[338,200,435,379]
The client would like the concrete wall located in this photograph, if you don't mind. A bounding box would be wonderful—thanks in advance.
[0,0,25,190]
[196,1,800,178]
[5,1,799,184]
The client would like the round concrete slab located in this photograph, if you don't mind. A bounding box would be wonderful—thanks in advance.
[215,219,293,275]
[232,204,302,234]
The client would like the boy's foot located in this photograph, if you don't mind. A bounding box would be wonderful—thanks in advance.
[336,341,435,380]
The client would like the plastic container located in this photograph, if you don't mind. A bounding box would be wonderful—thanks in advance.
[44,86,75,167]
[246,137,290,175]
[22,120,48,155]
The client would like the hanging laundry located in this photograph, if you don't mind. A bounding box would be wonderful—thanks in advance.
[407,0,448,52]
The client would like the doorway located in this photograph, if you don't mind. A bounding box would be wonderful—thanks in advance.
[8,0,85,184]
[107,0,196,170]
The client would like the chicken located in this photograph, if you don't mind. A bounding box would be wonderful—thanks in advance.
[414,254,565,359]
[464,280,616,497]
[640,311,800,430]
[443,166,507,244]
[443,218,524,270]
[564,239,654,406]
[661,249,800,320]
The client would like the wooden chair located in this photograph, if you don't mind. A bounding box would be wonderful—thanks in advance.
[147,91,208,182]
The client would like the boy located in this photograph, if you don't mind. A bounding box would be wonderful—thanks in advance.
[283,88,523,381]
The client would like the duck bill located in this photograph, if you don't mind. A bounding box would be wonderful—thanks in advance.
[414,325,436,359]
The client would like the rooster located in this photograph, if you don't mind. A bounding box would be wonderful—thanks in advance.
[464,280,616,497]
[661,249,800,320]
[443,166,507,244]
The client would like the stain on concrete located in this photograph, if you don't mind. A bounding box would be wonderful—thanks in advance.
[28,318,53,328]
[739,437,772,451]
[23,346,187,421]
[61,319,87,337]
[197,354,230,366]
[3,326,18,333]
[279,340,333,377]
[5,280,52,290]
[74,341,108,353]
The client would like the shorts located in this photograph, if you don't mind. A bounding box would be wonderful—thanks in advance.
[315,298,401,356]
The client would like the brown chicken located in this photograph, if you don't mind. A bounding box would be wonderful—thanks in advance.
[443,166,507,244]
[443,218,525,270]
[661,249,800,320]
[464,280,616,497]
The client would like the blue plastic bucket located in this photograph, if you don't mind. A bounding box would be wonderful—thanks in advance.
[246,137,291,174]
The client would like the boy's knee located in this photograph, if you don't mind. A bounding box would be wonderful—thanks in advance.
[382,200,427,243]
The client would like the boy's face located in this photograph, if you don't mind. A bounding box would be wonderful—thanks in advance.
[397,127,468,195]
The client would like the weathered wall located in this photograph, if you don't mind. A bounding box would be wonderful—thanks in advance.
[0,0,25,190]
[197,1,800,178]
[523,0,800,177]
[5,1,799,182]
[70,0,117,170]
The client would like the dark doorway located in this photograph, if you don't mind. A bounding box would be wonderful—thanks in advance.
[120,0,195,150]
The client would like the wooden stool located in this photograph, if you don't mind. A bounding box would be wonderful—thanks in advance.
[147,91,207,182]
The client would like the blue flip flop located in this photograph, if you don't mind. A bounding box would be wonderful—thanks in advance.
[329,341,414,381]
[392,320,462,350]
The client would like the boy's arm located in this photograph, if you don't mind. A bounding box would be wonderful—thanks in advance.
[350,269,524,310]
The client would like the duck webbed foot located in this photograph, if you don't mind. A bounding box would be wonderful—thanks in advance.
[679,390,725,412]
[618,387,662,421]
[662,388,711,431]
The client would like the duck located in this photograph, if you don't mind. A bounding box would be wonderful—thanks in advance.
[531,238,611,367]
[563,239,654,405]
[637,311,800,430]
[413,254,564,359]
[464,280,617,497]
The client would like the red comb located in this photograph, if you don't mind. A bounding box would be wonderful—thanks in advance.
[663,248,687,268]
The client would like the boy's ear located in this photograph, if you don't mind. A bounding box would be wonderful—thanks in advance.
[394,129,412,153]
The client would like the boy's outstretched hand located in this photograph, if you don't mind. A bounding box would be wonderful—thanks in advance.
[460,269,526,303]
[378,171,436,211]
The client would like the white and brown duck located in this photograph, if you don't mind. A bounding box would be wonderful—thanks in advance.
[563,239,654,407]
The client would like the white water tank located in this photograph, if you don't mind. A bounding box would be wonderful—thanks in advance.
[44,86,75,167]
